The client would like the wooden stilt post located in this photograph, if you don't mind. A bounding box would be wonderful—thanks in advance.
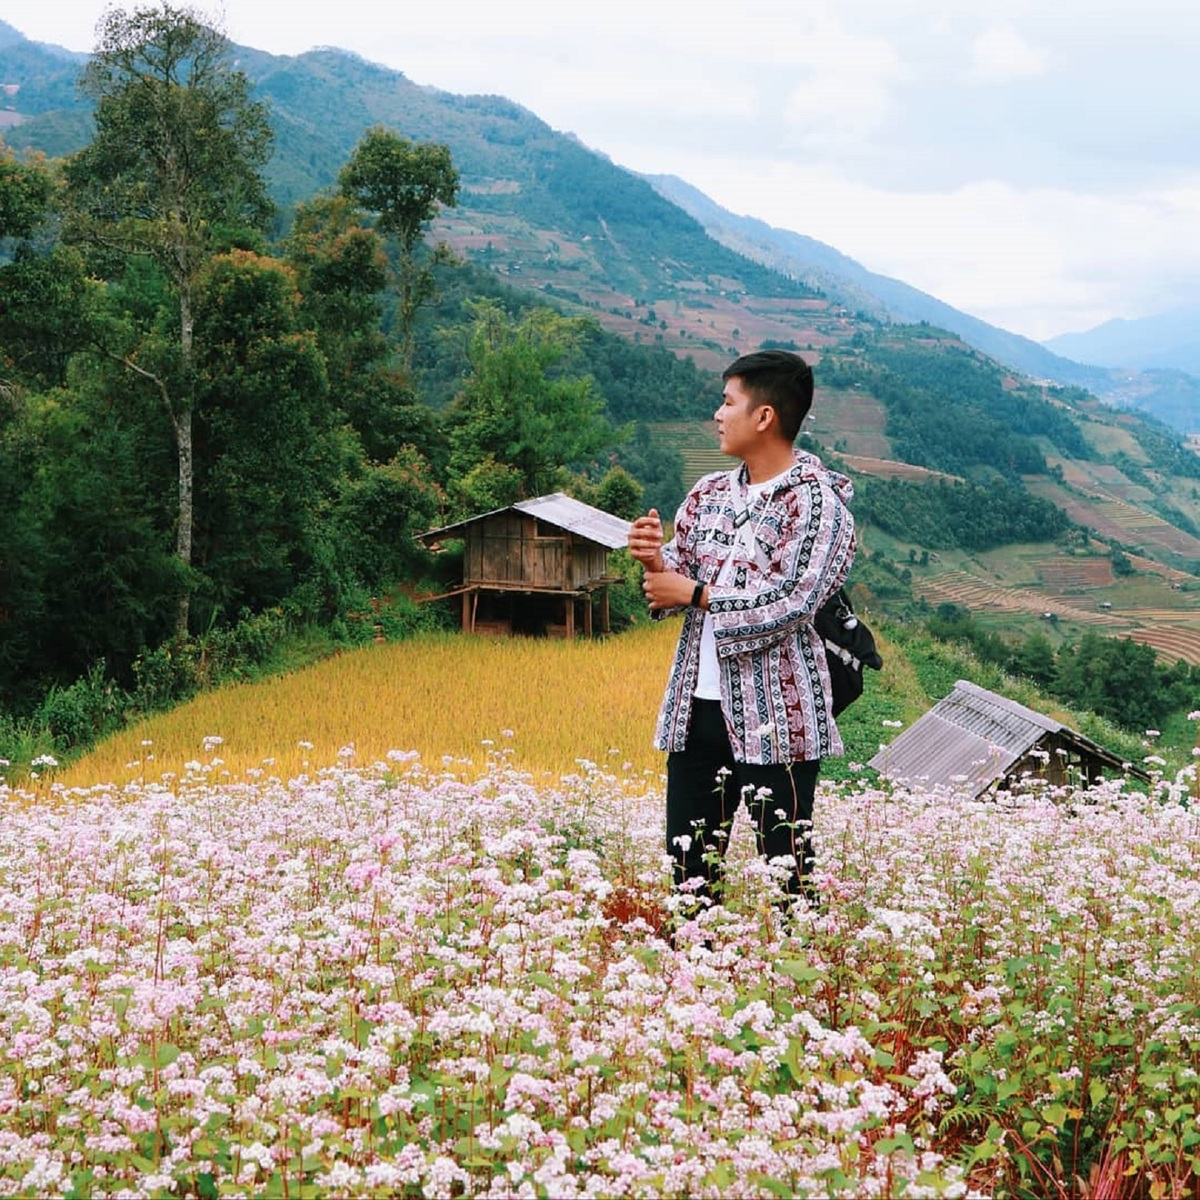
[601,586,610,634]
[583,591,593,636]
[565,594,575,638]
[462,589,471,633]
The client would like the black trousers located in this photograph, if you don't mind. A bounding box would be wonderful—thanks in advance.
[665,699,820,900]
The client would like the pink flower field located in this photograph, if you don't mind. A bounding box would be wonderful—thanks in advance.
[1,742,1199,1197]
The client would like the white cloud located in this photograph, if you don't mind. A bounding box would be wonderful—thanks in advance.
[782,25,908,150]
[968,25,1049,83]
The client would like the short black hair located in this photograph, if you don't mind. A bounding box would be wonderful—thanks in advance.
[722,349,814,442]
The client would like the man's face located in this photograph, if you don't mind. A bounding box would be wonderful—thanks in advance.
[714,376,767,459]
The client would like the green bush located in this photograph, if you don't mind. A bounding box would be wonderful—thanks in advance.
[37,661,128,752]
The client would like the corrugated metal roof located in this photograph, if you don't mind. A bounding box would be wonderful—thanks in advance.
[417,492,632,549]
[868,679,1123,798]
[513,494,631,549]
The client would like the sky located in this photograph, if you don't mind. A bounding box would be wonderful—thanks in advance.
[5,0,1200,342]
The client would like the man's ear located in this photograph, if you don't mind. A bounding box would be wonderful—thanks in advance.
[757,404,778,432]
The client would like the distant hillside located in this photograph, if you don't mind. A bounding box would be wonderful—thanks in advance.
[5,23,1195,428]
[645,174,1200,437]
[1045,304,1200,378]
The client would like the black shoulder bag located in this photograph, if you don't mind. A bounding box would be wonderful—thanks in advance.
[814,586,883,716]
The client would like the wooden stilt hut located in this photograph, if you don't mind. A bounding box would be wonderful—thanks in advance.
[416,493,631,637]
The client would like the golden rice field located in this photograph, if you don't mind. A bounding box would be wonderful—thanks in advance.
[63,622,681,788]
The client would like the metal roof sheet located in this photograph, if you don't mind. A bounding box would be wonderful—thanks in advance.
[868,709,1025,798]
[417,492,632,549]
[513,494,632,549]
[868,679,1118,799]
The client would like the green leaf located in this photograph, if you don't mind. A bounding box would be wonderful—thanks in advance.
[777,959,820,982]
[1041,1101,1069,1128]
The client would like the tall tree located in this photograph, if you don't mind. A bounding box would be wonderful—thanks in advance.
[338,126,459,373]
[446,301,619,510]
[62,3,274,635]
[189,250,339,619]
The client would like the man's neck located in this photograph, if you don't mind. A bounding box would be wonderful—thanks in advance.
[743,442,797,484]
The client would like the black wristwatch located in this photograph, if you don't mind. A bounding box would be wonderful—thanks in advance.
[691,582,705,608]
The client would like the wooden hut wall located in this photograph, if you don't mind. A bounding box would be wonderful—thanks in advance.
[570,541,609,588]
[464,513,566,590]
[1008,735,1109,791]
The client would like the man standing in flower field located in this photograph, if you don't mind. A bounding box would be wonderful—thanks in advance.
[627,349,855,904]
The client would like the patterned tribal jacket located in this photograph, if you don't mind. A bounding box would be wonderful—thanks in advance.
[653,451,856,765]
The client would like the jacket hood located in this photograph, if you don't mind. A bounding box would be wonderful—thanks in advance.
[793,448,854,507]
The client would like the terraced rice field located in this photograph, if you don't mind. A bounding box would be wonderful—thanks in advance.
[808,389,891,459]
[1025,480,1200,561]
[838,455,959,483]
[1126,625,1200,666]
[1020,553,1115,592]
[651,421,736,489]
[915,571,1128,628]
[916,571,1200,664]
[1043,458,1156,503]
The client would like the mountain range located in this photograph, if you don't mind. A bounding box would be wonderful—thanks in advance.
[0,17,1196,441]
[1045,304,1200,377]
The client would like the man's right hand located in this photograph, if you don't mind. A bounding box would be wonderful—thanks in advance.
[627,508,665,573]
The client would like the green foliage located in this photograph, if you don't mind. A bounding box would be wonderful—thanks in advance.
[190,249,342,619]
[0,245,96,389]
[445,301,621,506]
[64,5,274,268]
[1110,546,1135,576]
[338,125,459,369]
[822,330,1089,478]
[331,447,443,590]
[1127,413,1200,480]
[36,660,127,753]
[1054,631,1195,733]
[5,374,184,696]
[612,423,686,517]
[0,151,54,238]
[565,319,716,423]
[283,193,389,422]
[588,465,644,521]
[909,605,1200,740]
[854,475,1072,550]
[338,125,459,250]
[449,454,525,514]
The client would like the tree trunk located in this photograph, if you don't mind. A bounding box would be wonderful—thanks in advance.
[175,278,195,637]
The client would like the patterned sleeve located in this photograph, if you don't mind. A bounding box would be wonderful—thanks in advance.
[651,484,701,621]
[707,479,855,656]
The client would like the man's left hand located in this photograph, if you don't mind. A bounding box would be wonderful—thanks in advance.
[643,570,700,612]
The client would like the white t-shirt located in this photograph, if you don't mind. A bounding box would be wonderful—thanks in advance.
[694,472,786,698]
